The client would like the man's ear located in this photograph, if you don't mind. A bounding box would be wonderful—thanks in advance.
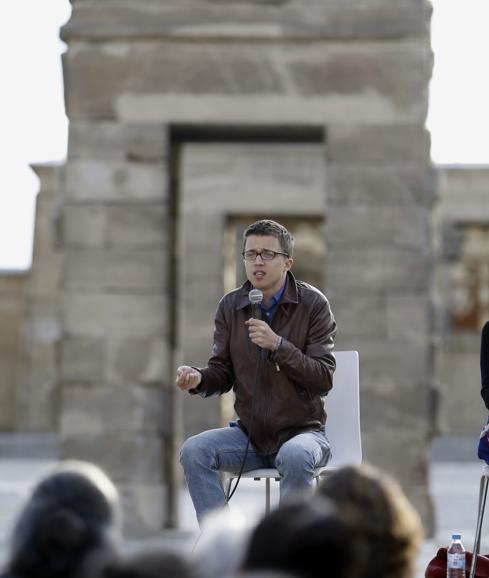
[285,257,294,271]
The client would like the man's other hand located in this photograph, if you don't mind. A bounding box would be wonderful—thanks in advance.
[176,366,202,391]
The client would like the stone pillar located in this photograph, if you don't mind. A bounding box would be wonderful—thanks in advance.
[436,167,489,435]
[59,123,171,534]
[17,165,63,432]
[0,273,27,430]
[325,127,437,531]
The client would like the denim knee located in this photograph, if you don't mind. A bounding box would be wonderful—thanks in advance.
[180,434,215,470]
[275,442,315,472]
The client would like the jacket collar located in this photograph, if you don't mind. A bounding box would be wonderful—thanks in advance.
[235,270,299,311]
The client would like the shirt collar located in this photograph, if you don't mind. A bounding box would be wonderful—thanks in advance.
[261,282,286,312]
[236,271,299,310]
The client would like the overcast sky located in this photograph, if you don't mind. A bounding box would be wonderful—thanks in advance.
[0,0,488,270]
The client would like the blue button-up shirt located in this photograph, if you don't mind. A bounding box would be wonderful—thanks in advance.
[260,282,286,323]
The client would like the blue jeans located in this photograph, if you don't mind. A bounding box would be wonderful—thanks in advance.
[180,422,331,524]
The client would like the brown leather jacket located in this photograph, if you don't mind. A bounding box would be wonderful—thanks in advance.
[192,271,337,455]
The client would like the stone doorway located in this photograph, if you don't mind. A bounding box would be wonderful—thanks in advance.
[174,129,328,439]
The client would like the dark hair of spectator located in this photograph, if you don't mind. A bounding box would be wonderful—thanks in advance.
[2,461,119,578]
[242,496,367,578]
[318,463,422,578]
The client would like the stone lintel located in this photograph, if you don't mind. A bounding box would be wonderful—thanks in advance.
[62,1,431,42]
[64,41,431,122]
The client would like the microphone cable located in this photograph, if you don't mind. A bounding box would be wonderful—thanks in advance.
[192,353,261,553]
[226,287,265,504]
[225,343,262,503]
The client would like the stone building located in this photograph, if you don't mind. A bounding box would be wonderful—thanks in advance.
[435,166,489,436]
[0,273,27,431]
[2,0,437,534]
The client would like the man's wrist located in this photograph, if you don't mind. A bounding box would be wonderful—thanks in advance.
[274,336,283,352]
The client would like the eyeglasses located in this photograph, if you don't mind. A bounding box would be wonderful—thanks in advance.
[242,249,289,262]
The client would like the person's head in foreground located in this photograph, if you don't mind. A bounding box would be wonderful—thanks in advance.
[241,495,367,578]
[2,460,119,578]
[100,546,196,578]
[318,463,423,578]
[192,507,253,578]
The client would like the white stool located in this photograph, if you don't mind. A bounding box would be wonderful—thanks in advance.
[223,351,361,514]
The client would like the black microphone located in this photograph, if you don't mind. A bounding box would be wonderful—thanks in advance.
[248,288,263,320]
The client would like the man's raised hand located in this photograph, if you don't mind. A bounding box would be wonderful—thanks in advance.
[176,366,202,391]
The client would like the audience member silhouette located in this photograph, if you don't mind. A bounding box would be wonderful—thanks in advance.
[0,460,119,578]
[192,507,253,578]
[318,463,422,578]
[241,495,367,578]
[100,546,196,578]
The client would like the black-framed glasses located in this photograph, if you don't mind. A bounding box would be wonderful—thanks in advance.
[242,249,289,262]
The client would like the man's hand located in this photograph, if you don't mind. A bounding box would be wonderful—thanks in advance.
[245,318,279,350]
[176,366,202,391]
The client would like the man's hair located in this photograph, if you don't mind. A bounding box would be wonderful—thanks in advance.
[243,220,294,257]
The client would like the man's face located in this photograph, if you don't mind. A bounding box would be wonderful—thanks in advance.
[243,234,293,298]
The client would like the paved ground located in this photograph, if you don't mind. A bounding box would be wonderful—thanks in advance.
[1,436,488,578]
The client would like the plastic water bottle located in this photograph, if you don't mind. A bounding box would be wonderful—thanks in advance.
[447,533,465,578]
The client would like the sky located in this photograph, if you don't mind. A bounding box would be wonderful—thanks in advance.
[0,0,488,271]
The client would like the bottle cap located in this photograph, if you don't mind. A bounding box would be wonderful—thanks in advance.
[452,533,462,540]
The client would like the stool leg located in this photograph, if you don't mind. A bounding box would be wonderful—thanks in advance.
[225,476,233,500]
[470,475,489,578]
[265,478,271,514]
[476,476,489,554]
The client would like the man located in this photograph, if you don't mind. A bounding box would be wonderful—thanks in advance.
[176,219,337,524]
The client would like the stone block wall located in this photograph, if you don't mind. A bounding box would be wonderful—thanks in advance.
[58,123,171,534]
[16,165,63,432]
[435,167,489,436]
[0,274,27,430]
[326,125,436,522]
[53,0,436,532]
